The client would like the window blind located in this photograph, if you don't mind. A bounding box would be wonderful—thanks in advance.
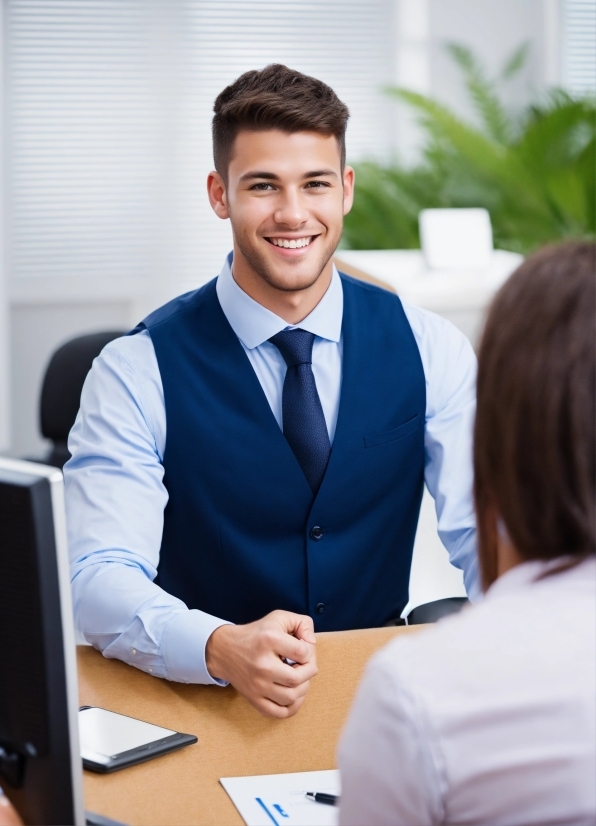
[563,0,596,95]
[5,0,395,292]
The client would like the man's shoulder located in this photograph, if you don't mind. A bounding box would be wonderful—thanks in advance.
[338,272,403,309]
[84,331,163,416]
[99,328,156,372]
[338,272,470,346]
[401,300,471,350]
[338,272,412,330]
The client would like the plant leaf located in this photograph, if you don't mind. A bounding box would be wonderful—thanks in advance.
[500,41,531,79]
[445,42,512,144]
[348,45,596,255]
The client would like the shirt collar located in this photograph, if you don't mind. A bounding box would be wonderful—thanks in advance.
[215,251,343,350]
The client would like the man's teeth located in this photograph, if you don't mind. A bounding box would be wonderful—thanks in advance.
[269,237,312,249]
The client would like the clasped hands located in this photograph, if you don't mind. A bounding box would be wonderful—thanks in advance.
[205,610,318,718]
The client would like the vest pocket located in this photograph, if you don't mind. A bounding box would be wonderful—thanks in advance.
[364,414,421,448]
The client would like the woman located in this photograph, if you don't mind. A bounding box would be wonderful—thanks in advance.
[338,241,595,825]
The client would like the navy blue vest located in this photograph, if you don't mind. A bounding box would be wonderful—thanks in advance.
[136,273,426,631]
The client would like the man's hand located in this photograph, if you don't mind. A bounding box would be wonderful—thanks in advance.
[205,610,317,718]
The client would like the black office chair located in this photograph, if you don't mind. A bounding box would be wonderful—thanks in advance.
[35,330,126,468]
[385,596,469,627]
[407,596,469,624]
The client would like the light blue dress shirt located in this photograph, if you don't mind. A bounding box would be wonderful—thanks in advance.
[66,256,479,685]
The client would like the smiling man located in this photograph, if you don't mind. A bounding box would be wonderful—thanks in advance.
[66,65,479,718]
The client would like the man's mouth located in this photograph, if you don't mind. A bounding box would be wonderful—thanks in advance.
[265,235,316,249]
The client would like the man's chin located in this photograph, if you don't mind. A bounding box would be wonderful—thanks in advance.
[233,231,340,293]
[261,247,337,292]
[261,265,326,293]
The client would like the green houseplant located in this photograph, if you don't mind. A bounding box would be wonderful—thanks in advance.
[342,44,595,255]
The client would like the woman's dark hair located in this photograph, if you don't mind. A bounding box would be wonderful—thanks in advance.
[474,241,596,590]
[212,64,350,182]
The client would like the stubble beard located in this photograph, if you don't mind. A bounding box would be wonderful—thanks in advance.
[232,221,343,294]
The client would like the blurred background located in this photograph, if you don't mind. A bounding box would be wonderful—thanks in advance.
[0,0,594,463]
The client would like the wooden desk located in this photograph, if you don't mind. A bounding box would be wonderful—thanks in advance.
[79,626,420,825]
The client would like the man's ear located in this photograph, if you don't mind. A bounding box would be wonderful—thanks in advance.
[342,166,355,216]
[207,170,230,220]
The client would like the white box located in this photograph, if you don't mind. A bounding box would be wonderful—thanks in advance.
[419,208,493,270]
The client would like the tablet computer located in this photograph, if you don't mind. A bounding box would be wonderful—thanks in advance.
[79,706,197,773]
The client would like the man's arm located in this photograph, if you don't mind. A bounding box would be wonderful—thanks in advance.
[66,333,229,683]
[403,304,480,599]
[66,332,317,713]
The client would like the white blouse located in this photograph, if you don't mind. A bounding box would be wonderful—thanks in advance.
[338,557,596,826]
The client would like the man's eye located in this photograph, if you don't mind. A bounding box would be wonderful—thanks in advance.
[305,181,330,189]
[251,183,275,191]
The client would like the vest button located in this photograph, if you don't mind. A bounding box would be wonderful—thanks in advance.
[310,526,323,540]
[315,603,325,614]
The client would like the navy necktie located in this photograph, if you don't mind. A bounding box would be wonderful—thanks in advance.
[268,329,331,494]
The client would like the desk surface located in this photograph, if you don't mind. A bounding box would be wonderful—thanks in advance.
[79,626,420,825]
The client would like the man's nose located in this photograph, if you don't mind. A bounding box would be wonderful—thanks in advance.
[273,189,309,228]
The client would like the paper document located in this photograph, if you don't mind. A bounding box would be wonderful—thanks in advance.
[220,769,340,826]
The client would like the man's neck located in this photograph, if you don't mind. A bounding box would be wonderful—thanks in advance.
[231,247,334,325]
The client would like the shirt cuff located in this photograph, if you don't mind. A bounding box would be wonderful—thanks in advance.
[161,609,232,685]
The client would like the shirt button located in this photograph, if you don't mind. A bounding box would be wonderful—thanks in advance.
[310,526,323,540]
[131,648,136,655]
[315,603,325,614]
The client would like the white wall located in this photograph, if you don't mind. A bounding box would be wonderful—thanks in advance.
[429,0,557,121]
[0,6,9,452]
[394,0,561,161]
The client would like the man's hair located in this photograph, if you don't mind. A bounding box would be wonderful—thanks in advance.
[212,64,350,182]
[474,241,595,590]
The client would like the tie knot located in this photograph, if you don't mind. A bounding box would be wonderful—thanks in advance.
[269,328,315,368]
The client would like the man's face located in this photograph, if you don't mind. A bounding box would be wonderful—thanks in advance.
[215,130,354,292]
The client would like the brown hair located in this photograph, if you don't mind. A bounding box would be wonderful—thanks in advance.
[474,241,596,590]
[212,64,350,182]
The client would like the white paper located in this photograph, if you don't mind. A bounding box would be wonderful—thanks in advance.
[220,769,340,826]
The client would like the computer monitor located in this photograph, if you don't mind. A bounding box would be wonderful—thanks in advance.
[0,458,85,826]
